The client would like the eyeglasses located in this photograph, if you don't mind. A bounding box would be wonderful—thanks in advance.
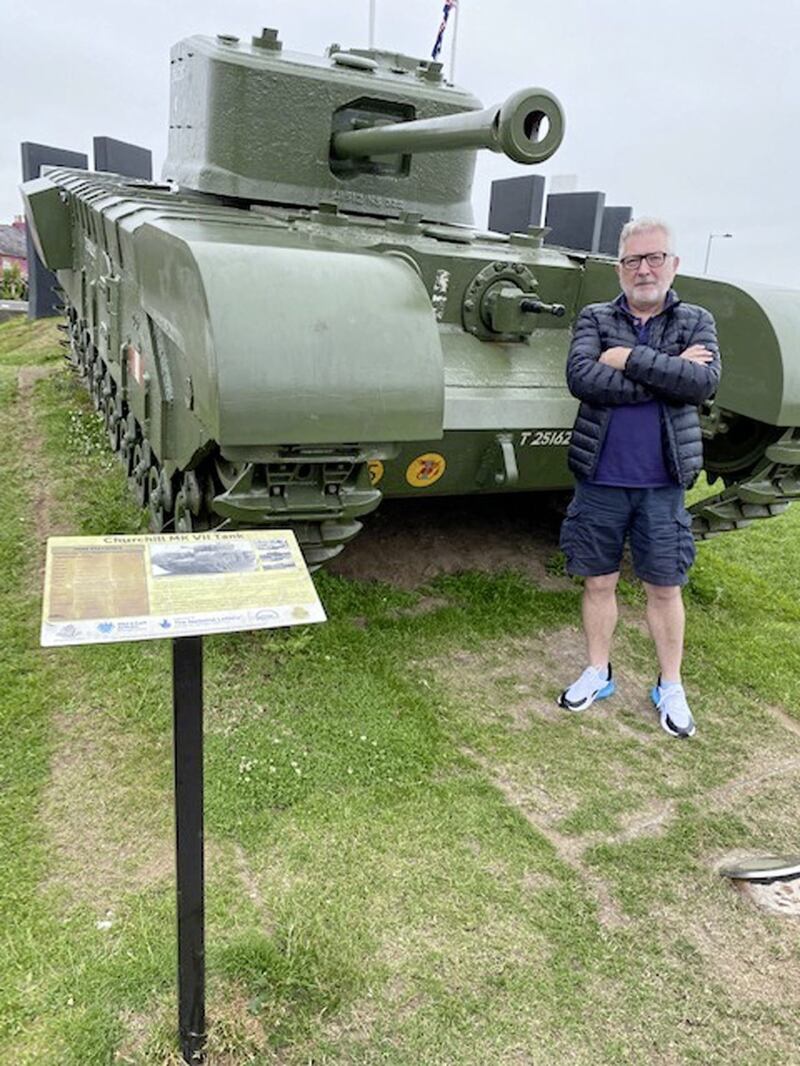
[619,251,671,271]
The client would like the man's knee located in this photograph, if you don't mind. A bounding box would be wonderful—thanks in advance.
[643,581,682,604]
[584,572,620,597]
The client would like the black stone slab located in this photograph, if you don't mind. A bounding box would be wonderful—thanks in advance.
[488,175,545,234]
[544,191,605,253]
[21,142,88,319]
[93,137,152,180]
[599,206,633,257]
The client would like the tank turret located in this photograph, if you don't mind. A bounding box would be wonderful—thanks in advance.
[163,31,564,226]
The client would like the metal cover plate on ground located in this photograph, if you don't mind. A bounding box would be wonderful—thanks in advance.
[719,855,800,881]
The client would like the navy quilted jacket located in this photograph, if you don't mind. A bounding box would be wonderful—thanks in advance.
[566,292,721,487]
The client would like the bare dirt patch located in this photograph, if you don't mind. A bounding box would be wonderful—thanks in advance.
[389,594,450,618]
[115,985,270,1065]
[114,1008,158,1065]
[650,768,800,1016]
[231,843,277,935]
[18,365,177,912]
[520,868,559,894]
[16,363,54,392]
[594,747,800,850]
[465,745,627,928]
[433,628,671,867]
[662,884,800,1011]
[329,493,658,603]
[330,494,571,589]
[436,627,656,740]
[707,755,800,809]
[761,702,800,740]
[40,708,173,912]
[440,640,564,729]
[434,627,800,939]
[17,365,64,555]
[605,799,678,845]
[533,625,659,733]
[308,998,381,1052]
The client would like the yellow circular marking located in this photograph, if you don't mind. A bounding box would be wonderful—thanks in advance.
[367,460,385,486]
[406,452,447,488]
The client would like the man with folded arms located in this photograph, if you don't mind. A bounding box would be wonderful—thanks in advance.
[558,218,720,738]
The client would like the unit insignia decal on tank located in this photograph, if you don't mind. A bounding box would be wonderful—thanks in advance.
[368,460,385,486]
[406,453,447,487]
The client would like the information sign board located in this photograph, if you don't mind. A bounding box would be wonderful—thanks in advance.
[41,527,327,1061]
[41,530,325,646]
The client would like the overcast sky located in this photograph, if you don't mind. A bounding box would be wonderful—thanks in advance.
[4,1,798,287]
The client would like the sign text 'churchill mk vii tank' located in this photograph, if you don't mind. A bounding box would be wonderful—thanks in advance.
[22,27,800,563]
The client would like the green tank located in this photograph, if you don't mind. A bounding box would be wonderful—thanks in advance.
[21,27,800,563]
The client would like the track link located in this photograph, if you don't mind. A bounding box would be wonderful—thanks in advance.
[690,428,800,538]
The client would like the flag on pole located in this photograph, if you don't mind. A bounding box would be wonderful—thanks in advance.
[431,1,457,61]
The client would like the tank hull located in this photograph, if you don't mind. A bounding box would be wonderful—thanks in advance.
[22,167,800,558]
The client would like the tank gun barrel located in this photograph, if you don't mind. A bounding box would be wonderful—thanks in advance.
[332,87,564,166]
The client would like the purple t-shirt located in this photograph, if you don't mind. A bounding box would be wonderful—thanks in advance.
[591,300,674,488]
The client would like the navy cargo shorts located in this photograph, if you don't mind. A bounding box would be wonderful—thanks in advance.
[559,481,696,587]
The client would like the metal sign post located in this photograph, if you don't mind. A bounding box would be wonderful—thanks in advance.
[173,635,206,1063]
[41,530,326,1064]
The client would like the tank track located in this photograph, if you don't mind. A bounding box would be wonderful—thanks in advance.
[61,303,381,568]
[689,428,800,538]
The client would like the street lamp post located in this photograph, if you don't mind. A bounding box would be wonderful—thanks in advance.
[704,232,733,274]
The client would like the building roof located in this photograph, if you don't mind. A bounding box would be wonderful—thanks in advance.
[0,225,27,259]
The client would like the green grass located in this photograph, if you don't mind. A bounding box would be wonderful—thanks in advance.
[0,316,65,366]
[2,315,799,1064]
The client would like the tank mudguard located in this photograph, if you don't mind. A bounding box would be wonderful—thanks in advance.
[134,220,444,447]
[20,175,73,270]
[679,277,800,427]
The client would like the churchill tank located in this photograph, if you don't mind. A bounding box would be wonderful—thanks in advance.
[21,26,800,564]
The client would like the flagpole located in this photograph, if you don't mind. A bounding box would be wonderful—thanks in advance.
[449,2,460,82]
[369,0,376,48]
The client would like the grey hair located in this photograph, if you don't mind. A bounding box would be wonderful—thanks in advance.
[618,217,675,257]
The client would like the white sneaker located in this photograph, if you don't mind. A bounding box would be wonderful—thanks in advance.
[557,664,615,712]
[651,678,696,738]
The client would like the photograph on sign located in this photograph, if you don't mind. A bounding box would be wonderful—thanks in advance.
[150,541,259,577]
[41,530,325,646]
